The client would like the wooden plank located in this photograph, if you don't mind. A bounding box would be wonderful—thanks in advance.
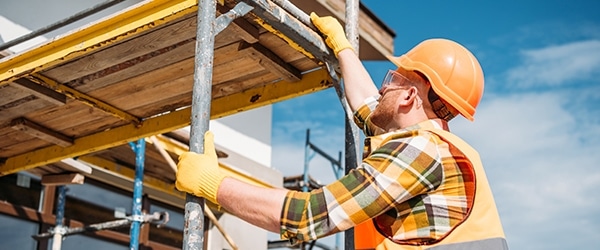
[88,49,268,115]
[0,68,333,176]
[57,158,93,174]
[63,38,196,93]
[40,185,56,214]
[12,78,67,106]
[42,15,199,83]
[26,164,62,177]
[43,13,259,92]
[87,58,195,107]
[18,97,132,140]
[99,76,194,116]
[213,56,266,82]
[10,117,73,147]
[0,0,201,86]
[41,173,85,185]
[0,130,27,147]
[211,70,278,98]
[0,125,36,148]
[27,73,141,125]
[0,96,51,124]
[51,30,244,96]
[0,137,49,158]
[238,41,302,82]
[62,116,127,138]
[257,32,316,70]
[129,92,192,118]
[217,4,259,44]
[23,100,121,137]
[0,84,32,106]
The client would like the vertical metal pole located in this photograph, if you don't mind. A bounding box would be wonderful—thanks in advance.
[344,1,360,250]
[183,0,216,249]
[336,150,343,250]
[303,129,310,192]
[129,139,146,250]
[52,185,67,250]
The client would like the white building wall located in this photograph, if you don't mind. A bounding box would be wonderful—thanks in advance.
[0,1,276,249]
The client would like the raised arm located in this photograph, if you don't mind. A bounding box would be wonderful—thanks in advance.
[337,49,379,111]
[310,13,379,111]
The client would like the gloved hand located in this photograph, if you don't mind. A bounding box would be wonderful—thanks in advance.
[176,131,226,205]
[310,12,354,56]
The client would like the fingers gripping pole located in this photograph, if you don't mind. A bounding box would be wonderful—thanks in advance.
[184,2,254,249]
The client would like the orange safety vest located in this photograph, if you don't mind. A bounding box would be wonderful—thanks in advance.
[355,129,508,250]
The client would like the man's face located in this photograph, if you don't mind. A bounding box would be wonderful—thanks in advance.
[369,70,416,130]
[370,91,400,130]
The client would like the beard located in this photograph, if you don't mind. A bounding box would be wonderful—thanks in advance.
[369,101,397,131]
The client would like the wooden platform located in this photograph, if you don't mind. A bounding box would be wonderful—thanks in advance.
[0,0,394,206]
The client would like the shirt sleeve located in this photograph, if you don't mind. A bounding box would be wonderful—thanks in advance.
[353,95,384,136]
[279,131,444,243]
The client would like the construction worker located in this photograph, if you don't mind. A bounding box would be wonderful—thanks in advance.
[176,12,508,250]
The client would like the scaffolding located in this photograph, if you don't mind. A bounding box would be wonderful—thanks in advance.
[303,129,343,249]
[0,0,395,249]
[185,0,360,249]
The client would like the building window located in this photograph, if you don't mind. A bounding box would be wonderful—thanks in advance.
[0,214,39,250]
[50,234,127,250]
[0,173,42,210]
[149,200,184,247]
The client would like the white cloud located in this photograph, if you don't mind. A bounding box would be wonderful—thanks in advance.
[451,90,600,249]
[506,40,600,88]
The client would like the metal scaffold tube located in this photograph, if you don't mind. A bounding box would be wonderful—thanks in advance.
[183,0,217,248]
[52,186,67,250]
[0,0,126,52]
[129,139,146,250]
[270,0,312,27]
[180,1,254,249]
[344,1,360,250]
[303,129,343,250]
[258,1,361,249]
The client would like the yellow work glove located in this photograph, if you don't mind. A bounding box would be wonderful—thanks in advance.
[175,131,225,205]
[310,12,354,57]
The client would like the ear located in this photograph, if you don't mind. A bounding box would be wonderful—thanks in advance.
[397,86,418,107]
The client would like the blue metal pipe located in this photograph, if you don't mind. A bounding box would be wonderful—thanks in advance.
[55,185,67,226]
[52,185,67,250]
[129,138,145,250]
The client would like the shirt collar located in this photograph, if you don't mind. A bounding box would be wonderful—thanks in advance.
[402,119,448,132]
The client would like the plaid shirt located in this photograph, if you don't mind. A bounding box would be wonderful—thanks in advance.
[280,96,472,244]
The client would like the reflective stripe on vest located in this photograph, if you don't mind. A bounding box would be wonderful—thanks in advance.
[428,237,508,250]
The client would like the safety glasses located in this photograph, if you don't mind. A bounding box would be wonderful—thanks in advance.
[380,70,420,89]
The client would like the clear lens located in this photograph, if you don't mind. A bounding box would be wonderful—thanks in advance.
[381,70,417,89]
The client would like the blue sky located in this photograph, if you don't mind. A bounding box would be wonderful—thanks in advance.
[1,0,598,249]
[271,1,600,249]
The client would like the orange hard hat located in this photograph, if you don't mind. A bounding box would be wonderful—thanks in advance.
[387,39,484,121]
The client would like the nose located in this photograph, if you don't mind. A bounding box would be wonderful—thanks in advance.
[378,86,386,96]
[379,79,392,92]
